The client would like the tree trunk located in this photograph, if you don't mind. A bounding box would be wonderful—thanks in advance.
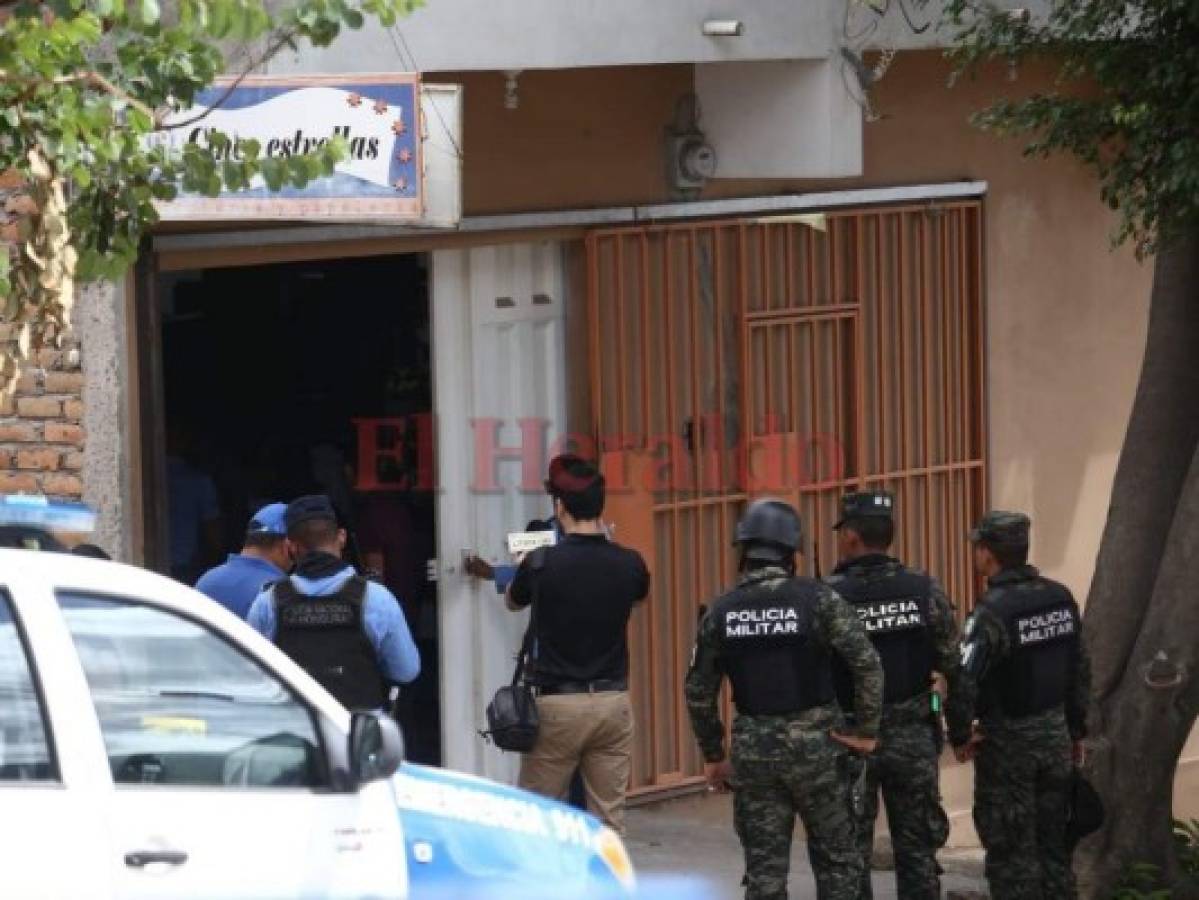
[1079,439,1199,896]
[1078,232,1199,897]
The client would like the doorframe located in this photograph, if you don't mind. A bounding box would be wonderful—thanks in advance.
[129,248,170,571]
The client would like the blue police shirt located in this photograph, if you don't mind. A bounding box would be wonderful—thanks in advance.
[246,566,421,685]
[493,517,562,594]
[493,564,519,594]
[195,554,285,619]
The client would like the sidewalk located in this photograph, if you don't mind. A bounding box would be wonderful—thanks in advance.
[625,791,988,899]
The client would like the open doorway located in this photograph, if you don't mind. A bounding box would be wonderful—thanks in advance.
[154,253,441,765]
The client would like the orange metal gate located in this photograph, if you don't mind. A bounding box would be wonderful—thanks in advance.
[586,202,987,794]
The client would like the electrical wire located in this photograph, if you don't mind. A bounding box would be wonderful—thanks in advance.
[386,24,464,161]
[839,0,928,119]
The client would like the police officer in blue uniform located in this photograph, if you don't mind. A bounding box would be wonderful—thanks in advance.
[195,503,291,618]
[247,495,420,708]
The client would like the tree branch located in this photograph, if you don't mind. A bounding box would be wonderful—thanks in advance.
[0,68,155,122]
[83,71,156,122]
[154,25,298,131]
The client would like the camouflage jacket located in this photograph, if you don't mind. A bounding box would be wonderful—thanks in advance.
[685,566,883,763]
[824,555,967,732]
[945,565,1092,747]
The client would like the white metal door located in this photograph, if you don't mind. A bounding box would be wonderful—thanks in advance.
[432,241,567,783]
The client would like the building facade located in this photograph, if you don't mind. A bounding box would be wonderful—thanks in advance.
[1,0,1187,843]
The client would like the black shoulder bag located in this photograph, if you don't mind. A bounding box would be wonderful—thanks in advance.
[481,550,545,753]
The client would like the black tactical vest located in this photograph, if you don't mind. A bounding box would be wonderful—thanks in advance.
[273,576,388,710]
[711,575,834,716]
[828,557,934,706]
[980,569,1080,719]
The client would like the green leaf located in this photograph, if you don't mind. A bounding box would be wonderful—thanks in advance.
[209,0,232,37]
[238,137,261,161]
[263,163,285,192]
[126,107,152,133]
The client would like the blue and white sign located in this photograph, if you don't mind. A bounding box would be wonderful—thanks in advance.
[155,74,424,221]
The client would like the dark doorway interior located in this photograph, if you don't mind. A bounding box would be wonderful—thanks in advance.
[156,253,441,765]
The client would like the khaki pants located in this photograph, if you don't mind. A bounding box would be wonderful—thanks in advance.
[518,691,634,834]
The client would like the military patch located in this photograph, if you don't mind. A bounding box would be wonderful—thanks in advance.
[855,597,925,634]
[963,611,979,639]
[960,640,976,669]
[724,606,801,638]
[1015,606,1075,645]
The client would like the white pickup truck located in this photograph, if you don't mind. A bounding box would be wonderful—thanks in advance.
[0,549,636,899]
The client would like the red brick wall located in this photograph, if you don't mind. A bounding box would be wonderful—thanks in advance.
[0,325,85,499]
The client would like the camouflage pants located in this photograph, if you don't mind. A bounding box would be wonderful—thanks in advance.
[974,718,1075,900]
[854,716,947,900]
[731,714,864,900]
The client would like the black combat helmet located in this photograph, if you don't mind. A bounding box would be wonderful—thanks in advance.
[734,499,803,562]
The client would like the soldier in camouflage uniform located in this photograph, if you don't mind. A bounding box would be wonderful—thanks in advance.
[685,498,884,900]
[948,511,1091,900]
[825,490,962,900]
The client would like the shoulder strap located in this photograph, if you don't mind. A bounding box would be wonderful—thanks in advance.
[511,549,549,685]
[339,575,369,605]
[273,577,300,605]
[527,546,551,571]
[340,575,369,629]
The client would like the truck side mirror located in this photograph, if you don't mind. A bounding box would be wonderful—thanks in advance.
[349,712,404,784]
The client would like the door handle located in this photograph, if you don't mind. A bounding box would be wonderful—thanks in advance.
[125,850,188,868]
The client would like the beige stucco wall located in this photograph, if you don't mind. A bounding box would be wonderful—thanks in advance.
[860,54,1152,600]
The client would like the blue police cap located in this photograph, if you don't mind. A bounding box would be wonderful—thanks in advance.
[284,495,338,531]
[247,502,287,537]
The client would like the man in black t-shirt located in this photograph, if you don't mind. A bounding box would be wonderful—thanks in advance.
[506,458,649,835]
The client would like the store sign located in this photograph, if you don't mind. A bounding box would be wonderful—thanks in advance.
[153,74,424,221]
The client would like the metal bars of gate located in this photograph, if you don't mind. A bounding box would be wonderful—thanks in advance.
[585,201,986,795]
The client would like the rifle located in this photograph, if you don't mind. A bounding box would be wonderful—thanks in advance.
[813,539,822,579]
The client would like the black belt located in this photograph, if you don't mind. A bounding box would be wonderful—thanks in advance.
[537,678,627,696]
